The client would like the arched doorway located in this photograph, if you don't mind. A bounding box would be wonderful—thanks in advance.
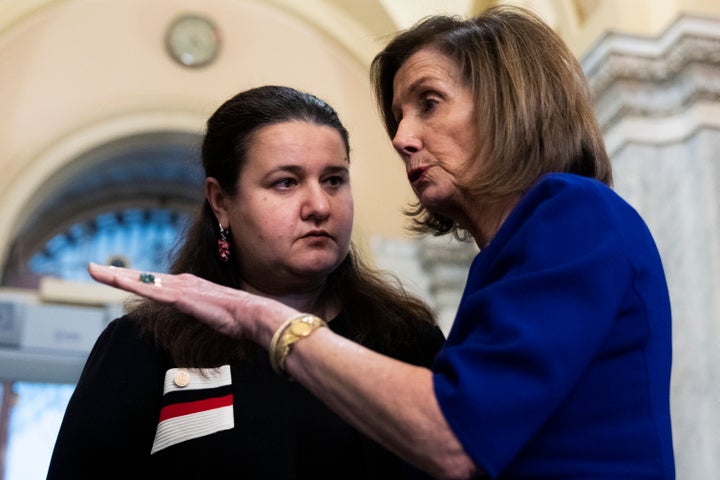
[0,130,204,478]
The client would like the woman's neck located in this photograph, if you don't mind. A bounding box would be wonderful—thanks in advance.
[463,195,520,249]
[239,279,336,320]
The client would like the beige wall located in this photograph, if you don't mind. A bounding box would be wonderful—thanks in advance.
[0,0,410,273]
[505,0,720,56]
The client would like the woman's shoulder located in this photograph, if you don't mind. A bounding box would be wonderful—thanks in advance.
[516,173,640,225]
[99,314,150,345]
[487,173,658,272]
[86,314,166,369]
[532,173,615,200]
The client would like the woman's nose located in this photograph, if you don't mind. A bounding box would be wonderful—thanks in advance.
[302,183,331,220]
[391,120,420,157]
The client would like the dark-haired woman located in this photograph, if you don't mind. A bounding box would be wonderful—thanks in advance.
[48,85,444,479]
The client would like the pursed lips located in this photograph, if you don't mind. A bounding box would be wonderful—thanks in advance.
[407,166,429,185]
[301,230,332,240]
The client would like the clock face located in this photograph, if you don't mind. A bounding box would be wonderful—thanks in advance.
[166,14,220,67]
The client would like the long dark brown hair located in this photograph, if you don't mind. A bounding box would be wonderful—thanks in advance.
[130,85,436,366]
[371,5,611,238]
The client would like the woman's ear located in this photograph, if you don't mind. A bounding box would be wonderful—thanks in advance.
[205,177,229,227]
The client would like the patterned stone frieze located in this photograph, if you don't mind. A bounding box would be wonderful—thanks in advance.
[583,17,720,131]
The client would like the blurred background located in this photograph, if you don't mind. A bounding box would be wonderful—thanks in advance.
[0,0,718,478]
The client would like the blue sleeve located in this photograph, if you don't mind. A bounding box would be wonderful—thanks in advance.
[433,177,641,476]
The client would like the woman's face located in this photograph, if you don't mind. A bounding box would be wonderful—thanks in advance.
[391,48,477,220]
[210,121,353,294]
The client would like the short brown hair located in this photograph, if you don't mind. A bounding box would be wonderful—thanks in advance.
[371,5,611,237]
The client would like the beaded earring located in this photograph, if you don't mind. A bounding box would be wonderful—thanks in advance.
[218,223,231,262]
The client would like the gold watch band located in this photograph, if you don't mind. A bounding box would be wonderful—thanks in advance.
[269,313,327,376]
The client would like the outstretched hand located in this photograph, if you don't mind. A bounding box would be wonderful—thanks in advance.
[87,263,294,348]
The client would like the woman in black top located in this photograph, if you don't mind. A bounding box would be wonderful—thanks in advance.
[48,86,444,479]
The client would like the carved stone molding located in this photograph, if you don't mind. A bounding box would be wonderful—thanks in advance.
[417,235,478,270]
[416,236,478,331]
[368,235,477,334]
[582,15,720,132]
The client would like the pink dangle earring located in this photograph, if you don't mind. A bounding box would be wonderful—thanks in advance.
[218,223,231,262]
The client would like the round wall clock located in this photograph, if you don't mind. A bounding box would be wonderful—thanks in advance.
[165,14,221,68]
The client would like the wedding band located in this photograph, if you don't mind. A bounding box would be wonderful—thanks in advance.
[139,272,155,284]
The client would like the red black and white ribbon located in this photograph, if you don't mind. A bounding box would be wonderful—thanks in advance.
[151,365,234,454]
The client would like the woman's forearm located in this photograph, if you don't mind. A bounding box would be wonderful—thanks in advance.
[285,327,479,480]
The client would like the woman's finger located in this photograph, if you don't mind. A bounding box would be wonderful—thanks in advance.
[88,263,176,301]
[87,262,256,339]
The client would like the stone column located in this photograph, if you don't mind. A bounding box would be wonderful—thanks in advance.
[417,235,478,334]
[369,235,476,336]
[582,14,720,480]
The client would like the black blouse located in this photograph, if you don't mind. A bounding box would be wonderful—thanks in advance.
[47,312,445,479]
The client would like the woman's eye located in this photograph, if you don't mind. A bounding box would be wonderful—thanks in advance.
[273,178,297,189]
[420,97,438,114]
[324,176,346,188]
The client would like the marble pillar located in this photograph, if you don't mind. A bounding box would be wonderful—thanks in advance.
[582,13,720,479]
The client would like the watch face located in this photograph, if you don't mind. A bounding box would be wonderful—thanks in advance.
[289,321,315,337]
[166,14,220,67]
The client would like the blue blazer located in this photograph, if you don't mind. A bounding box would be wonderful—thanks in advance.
[434,174,674,479]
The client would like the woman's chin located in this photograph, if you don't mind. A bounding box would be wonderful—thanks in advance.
[292,255,344,278]
[418,193,452,215]
[416,184,465,217]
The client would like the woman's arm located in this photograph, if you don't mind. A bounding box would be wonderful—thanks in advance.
[88,263,479,479]
[287,327,478,479]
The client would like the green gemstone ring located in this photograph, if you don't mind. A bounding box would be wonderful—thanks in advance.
[139,272,155,284]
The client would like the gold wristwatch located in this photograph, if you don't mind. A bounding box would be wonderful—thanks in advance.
[269,314,327,376]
